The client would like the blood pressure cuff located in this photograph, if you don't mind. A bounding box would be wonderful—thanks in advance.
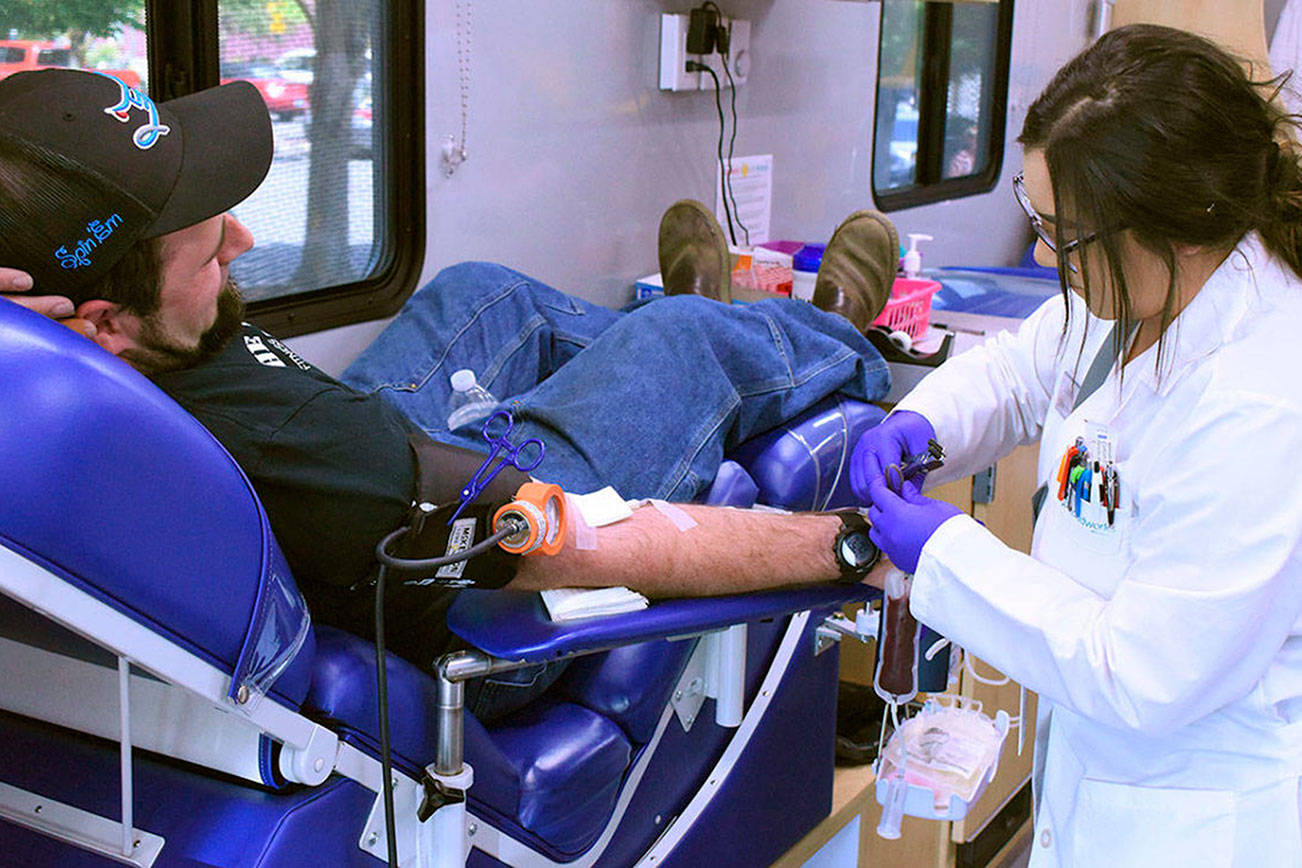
[391,499,520,589]
[407,429,532,505]
[389,430,532,589]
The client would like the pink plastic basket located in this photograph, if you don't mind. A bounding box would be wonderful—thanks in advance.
[871,277,941,340]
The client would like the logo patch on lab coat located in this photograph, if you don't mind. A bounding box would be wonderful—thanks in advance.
[1052,421,1126,551]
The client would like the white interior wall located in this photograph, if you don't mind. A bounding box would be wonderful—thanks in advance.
[291,0,1096,375]
[1268,0,1290,37]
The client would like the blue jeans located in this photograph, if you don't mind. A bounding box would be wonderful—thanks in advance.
[461,661,573,724]
[342,262,890,501]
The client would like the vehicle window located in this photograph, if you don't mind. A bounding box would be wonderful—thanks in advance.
[36,49,73,67]
[874,2,925,190]
[941,3,1001,181]
[218,3,379,303]
[872,0,1013,210]
[5,1,420,336]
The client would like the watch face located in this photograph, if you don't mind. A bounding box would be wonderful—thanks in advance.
[840,532,878,569]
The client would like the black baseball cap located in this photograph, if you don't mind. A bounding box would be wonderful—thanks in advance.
[0,68,272,302]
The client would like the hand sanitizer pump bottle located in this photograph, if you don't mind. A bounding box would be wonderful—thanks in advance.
[902,234,933,280]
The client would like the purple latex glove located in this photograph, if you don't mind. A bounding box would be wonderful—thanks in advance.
[849,410,937,504]
[863,454,962,574]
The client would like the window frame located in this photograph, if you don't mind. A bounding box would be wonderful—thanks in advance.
[871,0,1015,212]
[146,0,425,337]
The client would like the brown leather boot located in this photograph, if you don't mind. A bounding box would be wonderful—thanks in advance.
[657,199,731,302]
[812,210,899,333]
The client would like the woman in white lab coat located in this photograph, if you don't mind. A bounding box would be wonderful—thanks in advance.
[853,24,1302,867]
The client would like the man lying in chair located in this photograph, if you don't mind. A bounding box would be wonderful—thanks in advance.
[0,70,900,719]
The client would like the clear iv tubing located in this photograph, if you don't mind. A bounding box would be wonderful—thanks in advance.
[876,702,909,840]
[925,637,1010,687]
[923,638,1025,755]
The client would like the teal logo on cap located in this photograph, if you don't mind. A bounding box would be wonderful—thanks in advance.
[95,71,170,150]
[55,214,124,270]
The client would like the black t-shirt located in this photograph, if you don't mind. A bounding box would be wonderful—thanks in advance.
[151,324,455,655]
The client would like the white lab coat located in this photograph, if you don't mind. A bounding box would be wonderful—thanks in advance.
[896,233,1302,867]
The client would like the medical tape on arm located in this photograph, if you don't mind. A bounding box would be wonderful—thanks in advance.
[641,498,698,532]
[563,487,700,551]
[620,498,698,531]
[565,493,599,551]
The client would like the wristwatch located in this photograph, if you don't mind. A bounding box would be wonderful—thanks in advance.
[832,511,880,583]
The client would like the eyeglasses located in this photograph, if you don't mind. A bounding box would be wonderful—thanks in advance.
[1012,172,1099,259]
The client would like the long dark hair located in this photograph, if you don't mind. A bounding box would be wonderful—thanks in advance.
[1019,24,1302,368]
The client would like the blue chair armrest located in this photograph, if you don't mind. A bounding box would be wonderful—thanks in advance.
[446,584,878,662]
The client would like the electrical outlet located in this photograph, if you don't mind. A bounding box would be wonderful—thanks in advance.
[659,13,702,92]
[658,13,751,92]
[695,17,750,90]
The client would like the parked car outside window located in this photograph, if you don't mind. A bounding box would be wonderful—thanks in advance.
[221,60,310,120]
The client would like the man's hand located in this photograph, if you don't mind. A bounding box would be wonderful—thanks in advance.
[863,453,962,574]
[0,268,96,337]
[849,410,936,503]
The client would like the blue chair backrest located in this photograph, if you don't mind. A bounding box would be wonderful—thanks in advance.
[0,300,314,708]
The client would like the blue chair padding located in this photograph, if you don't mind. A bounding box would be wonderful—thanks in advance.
[0,709,380,867]
[475,699,632,855]
[304,626,448,778]
[700,459,759,507]
[664,610,840,867]
[557,639,695,744]
[447,584,876,662]
[728,394,887,511]
[306,627,554,818]
[0,298,880,863]
[305,628,530,816]
[0,300,314,709]
[307,625,632,856]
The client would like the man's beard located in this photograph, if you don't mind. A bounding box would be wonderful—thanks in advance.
[120,279,246,376]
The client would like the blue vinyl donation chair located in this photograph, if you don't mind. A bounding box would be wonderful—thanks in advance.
[0,299,884,867]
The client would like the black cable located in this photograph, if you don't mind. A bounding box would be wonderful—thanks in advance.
[691,61,737,246]
[374,563,400,867]
[720,56,749,246]
[376,523,517,573]
[697,2,747,245]
[369,520,518,867]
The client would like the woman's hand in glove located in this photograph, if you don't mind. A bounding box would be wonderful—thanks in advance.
[863,453,962,574]
[849,410,936,503]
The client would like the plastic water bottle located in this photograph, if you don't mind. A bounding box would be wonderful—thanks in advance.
[446,369,498,430]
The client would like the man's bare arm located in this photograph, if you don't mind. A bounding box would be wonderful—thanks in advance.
[511,503,854,597]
